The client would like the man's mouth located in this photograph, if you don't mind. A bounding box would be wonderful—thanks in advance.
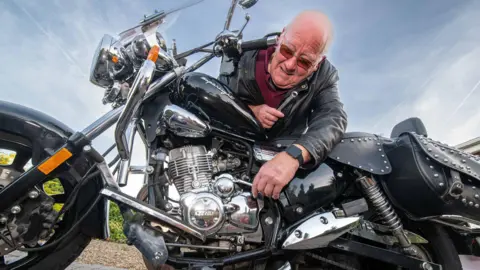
[280,66,294,76]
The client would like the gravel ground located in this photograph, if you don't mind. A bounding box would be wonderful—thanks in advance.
[75,239,147,270]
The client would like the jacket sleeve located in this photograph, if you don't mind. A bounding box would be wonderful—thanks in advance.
[293,70,348,168]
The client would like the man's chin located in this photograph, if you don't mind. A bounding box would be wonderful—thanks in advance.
[272,77,293,89]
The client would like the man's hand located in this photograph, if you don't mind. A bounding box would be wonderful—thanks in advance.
[248,104,285,129]
[252,152,299,199]
[252,144,311,199]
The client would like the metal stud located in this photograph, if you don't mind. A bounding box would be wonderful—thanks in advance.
[359,165,362,169]
[358,138,362,142]
[377,142,381,146]
[476,204,479,208]
[439,182,444,187]
[386,166,390,169]
[434,174,439,178]
[336,157,340,160]
[341,140,344,143]
[462,160,466,163]
[381,169,385,173]
[351,139,354,142]
[427,148,432,152]
[473,186,477,189]
[370,169,374,172]
[434,154,439,158]
[475,194,479,199]
[429,166,434,169]
[378,148,382,152]
[381,154,385,158]
[347,162,351,165]
[462,198,467,204]
[443,159,448,162]
[469,201,474,206]
[426,157,430,161]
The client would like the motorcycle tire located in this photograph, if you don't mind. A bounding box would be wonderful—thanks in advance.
[407,221,463,270]
[0,131,93,270]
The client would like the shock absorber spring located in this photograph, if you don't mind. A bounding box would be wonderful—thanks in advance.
[356,175,412,249]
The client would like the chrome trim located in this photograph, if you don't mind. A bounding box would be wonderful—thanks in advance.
[282,212,360,250]
[82,105,124,141]
[100,187,206,241]
[165,243,234,251]
[144,67,182,101]
[161,104,211,138]
[238,0,259,9]
[431,215,480,233]
[117,120,137,187]
[224,0,239,30]
[89,34,134,89]
[114,60,156,159]
[276,261,292,270]
[96,160,120,189]
[180,192,225,235]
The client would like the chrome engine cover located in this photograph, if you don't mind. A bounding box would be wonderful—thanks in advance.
[180,192,225,235]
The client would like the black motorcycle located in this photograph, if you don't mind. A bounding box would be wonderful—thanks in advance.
[0,0,479,269]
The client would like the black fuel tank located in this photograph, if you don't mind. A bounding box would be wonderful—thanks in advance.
[279,163,348,223]
[173,72,266,140]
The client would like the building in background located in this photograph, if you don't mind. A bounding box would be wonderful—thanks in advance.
[456,137,480,156]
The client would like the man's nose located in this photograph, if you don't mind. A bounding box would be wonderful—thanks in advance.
[284,57,297,71]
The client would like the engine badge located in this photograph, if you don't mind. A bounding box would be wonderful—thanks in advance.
[181,193,225,235]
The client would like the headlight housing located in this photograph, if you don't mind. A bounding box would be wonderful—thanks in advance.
[89,34,134,89]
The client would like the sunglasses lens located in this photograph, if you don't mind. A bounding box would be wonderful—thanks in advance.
[278,44,313,70]
[279,44,293,58]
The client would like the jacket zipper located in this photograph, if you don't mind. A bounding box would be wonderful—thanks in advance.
[277,91,298,112]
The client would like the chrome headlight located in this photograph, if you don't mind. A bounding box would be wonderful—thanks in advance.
[89,34,134,89]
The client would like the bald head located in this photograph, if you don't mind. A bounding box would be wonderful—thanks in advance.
[284,10,333,55]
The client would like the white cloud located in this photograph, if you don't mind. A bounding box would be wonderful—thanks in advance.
[367,2,480,145]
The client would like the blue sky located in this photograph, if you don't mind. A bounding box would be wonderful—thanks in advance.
[1,0,480,195]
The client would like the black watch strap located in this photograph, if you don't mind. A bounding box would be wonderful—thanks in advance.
[285,145,304,165]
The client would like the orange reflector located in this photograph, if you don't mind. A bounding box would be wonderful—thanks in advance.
[38,148,73,175]
[147,45,160,63]
[111,55,119,63]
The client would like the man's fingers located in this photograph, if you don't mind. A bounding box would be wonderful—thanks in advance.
[272,185,283,200]
[252,173,260,198]
[256,175,268,197]
[264,114,278,122]
[264,183,274,197]
[265,107,285,118]
[262,119,275,127]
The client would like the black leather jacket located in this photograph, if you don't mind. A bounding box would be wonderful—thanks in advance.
[219,50,348,168]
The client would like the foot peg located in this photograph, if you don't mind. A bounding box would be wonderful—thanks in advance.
[123,210,169,268]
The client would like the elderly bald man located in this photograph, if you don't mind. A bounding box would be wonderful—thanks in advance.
[228,10,348,200]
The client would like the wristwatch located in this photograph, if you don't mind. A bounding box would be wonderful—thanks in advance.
[284,145,304,165]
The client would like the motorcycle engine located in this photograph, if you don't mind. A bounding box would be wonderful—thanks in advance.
[167,145,262,244]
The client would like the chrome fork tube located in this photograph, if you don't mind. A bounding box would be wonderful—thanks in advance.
[117,119,137,187]
[115,60,156,160]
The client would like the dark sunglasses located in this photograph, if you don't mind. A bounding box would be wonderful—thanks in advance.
[278,44,316,70]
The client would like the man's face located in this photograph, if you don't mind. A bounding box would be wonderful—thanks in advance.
[269,29,324,89]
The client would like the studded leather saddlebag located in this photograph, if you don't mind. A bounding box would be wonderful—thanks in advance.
[381,132,480,221]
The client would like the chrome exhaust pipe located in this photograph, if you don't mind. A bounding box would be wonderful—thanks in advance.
[100,187,206,241]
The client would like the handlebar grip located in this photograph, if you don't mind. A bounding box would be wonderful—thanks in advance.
[240,36,277,52]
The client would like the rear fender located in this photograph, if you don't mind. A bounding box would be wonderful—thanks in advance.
[0,100,109,239]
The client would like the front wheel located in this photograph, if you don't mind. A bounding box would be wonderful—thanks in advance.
[0,131,93,269]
